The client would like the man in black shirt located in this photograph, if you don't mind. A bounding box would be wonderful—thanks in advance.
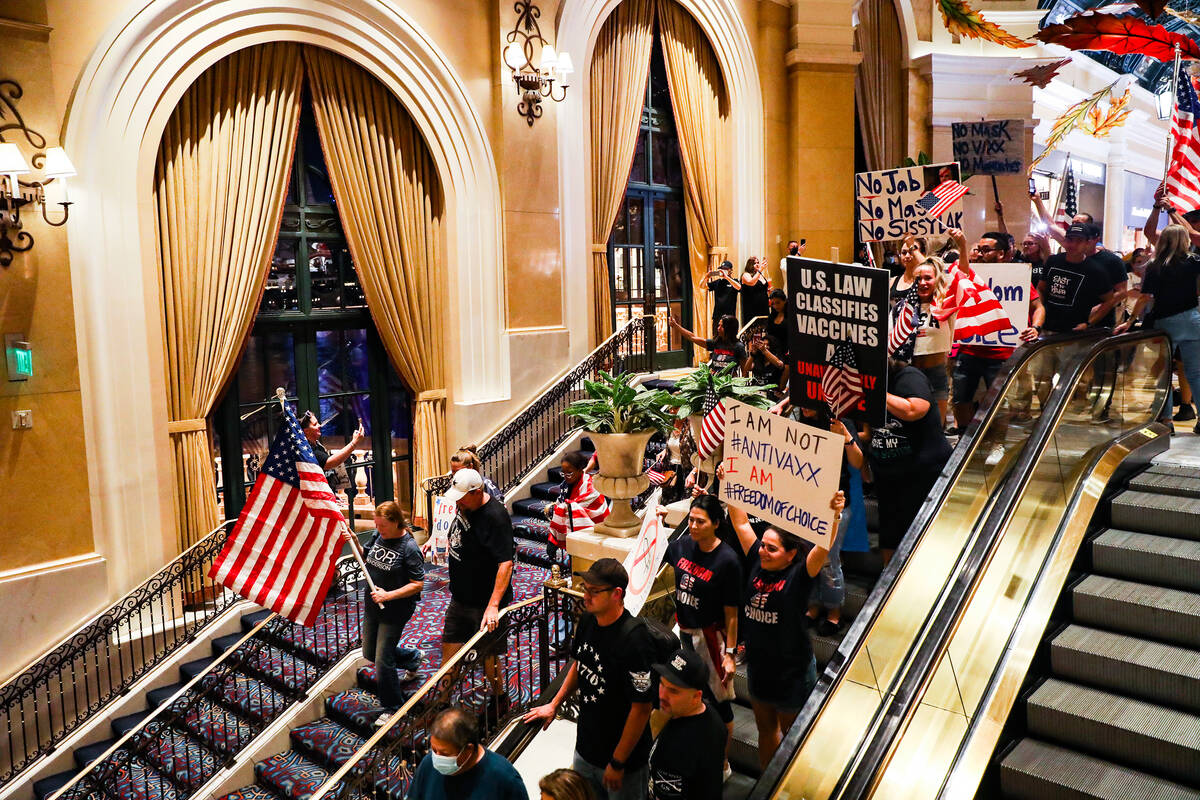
[647,648,726,800]
[1035,224,1117,335]
[523,559,656,799]
[1083,223,1128,326]
[1015,232,1049,286]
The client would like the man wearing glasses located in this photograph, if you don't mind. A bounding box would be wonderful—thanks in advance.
[522,559,657,800]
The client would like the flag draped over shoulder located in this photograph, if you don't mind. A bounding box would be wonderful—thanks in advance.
[209,406,346,626]
[888,286,921,361]
[548,472,611,549]
[934,262,1011,341]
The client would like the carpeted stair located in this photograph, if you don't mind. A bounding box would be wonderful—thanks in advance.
[510,439,596,570]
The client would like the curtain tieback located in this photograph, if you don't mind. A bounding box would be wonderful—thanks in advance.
[591,243,608,254]
[167,418,207,434]
[416,389,447,402]
[708,246,728,257]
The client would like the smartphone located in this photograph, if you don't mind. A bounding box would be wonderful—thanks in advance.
[1028,177,1037,195]
[800,238,807,246]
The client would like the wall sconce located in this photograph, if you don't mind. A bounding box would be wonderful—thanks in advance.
[502,1,574,126]
[0,79,76,267]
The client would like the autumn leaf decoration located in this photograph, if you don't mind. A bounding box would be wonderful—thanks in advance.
[1081,88,1133,139]
[1013,59,1072,88]
[1035,13,1200,62]
[938,0,1033,48]
[1029,81,1121,171]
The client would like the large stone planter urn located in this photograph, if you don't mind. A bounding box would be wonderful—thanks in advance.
[689,414,723,475]
[588,430,655,538]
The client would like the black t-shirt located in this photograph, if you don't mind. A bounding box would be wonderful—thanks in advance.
[742,279,769,322]
[447,499,514,609]
[741,540,814,667]
[1016,252,1047,287]
[1039,254,1112,333]
[869,367,951,477]
[571,611,657,769]
[705,339,747,373]
[1090,248,1128,326]
[1143,256,1200,322]
[766,314,788,354]
[362,533,425,623]
[311,440,331,469]
[665,536,742,630]
[647,706,726,800]
[708,277,738,319]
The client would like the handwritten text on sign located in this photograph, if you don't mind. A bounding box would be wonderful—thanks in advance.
[430,496,456,565]
[957,263,1031,348]
[719,399,843,549]
[855,161,964,242]
[622,493,667,617]
[950,119,1025,176]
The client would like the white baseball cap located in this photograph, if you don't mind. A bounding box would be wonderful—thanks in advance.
[444,468,485,501]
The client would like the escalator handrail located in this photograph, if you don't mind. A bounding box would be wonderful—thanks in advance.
[750,329,1107,797]
[835,328,1172,799]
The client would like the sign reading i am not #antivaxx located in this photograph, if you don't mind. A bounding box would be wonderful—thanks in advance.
[719,398,843,550]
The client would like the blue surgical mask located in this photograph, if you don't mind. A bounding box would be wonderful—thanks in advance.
[431,749,464,776]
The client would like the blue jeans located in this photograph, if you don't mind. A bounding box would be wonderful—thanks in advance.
[1156,309,1200,421]
[362,607,421,710]
[572,751,649,800]
[810,507,847,610]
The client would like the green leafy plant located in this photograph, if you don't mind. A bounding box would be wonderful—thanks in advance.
[665,362,775,419]
[564,371,676,434]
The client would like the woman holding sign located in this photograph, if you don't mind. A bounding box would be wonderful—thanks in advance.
[910,257,954,424]
[724,487,845,769]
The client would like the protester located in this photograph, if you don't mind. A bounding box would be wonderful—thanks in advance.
[407,707,528,799]
[343,502,426,727]
[437,468,515,661]
[647,648,727,799]
[450,445,504,502]
[910,257,953,426]
[300,410,365,490]
[652,418,693,504]
[779,239,803,283]
[1035,223,1118,335]
[668,314,751,375]
[748,332,787,396]
[1118,224,1200,435]
[766,288,788,347]
[523,559,656,800]
[1015,230,1051,286]
[1083,223,1129,326]
[538,769,597,800]
[890,234,928,305]
[704,260,740,329]
[740,257,771,326]
[725,490,845,768]
[547,450,611,557]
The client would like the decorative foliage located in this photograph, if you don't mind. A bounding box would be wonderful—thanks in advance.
[937,0,1034,48]
[1029,80,1122,171]
[664,362,775,420]
[1034,13,1200,62]
[902,151,933,168]
[1012,58,1072,88]
[564,371,676,434]
[1133,0,1170,19]
[1082,88,1133,138]
[1166,7,1200,26]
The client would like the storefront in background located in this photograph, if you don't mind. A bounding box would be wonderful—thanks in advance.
[1031,149,1107,234]
[1123,170,1161,252]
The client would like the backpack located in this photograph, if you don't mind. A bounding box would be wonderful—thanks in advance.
[619,614,681,694]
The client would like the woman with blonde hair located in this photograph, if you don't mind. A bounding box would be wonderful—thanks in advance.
[450,444,504,502]
[538,768,597,800]
[910,256,954,423]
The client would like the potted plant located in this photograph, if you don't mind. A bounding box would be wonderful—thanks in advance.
[666,363,776,471]
[563,371,675,537]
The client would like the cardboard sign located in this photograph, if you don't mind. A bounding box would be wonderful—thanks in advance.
[856,161,965,242]
[622,492,667,617]
[429,496,456,565]
[719,399,844,549]
[951,119,1025,176]
[957,263,1032,348]
[786,257,889,425]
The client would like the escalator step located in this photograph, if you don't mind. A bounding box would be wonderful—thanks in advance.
[1026,678,1200,785]
[728,702,761,778]
[1073,575,1200,649]
[999,738,1200,800]
[1110,491,1200,540]
[1092,530,1200,594]
[1144,463,1200,481]
[1050,625,1200,713]
[1128,471,1200,499]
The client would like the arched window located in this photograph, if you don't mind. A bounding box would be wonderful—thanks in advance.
[212,94,413,526]
[608,35,690,367]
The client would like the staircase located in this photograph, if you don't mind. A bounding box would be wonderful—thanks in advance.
[508,438,596,571]
[995,462,1200,799]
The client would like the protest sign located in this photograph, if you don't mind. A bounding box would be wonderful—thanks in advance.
[951,119,1025,176]
[855,161,965,242]
[956,263,1031,348]
[622,492,668,616]
[429,496,456,565]
[786,257,889,425]
[719,399,844,549]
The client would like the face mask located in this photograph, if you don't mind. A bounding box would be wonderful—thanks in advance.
[431,749,465,776]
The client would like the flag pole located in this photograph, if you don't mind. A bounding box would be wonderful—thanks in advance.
[1048,151,1072,229]
[1163,42,1183,200]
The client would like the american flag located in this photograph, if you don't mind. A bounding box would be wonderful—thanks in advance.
[1167,62,1200,213]
[821,343,864,419]
[695,380,726,461]
[915,180,969,219]
[888,286,921,361]
[1053,159,1076,229]
[209,405,346,626]
[933,261,1011,340]
[646,467,669,486]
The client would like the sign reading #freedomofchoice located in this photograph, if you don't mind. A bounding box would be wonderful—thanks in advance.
[951,119,1025,176]
[719,399,843,550]
[957,263,1032,348]
[855,161,964,242]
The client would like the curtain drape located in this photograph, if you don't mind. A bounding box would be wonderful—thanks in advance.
[589,0,656,346]
[156,43,303,551]
[656,0,728,356]
[302,47,448,498]
[854,0,905,172]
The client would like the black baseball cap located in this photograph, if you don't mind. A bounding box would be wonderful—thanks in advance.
[579,558,628,591]
[1064,223,1090,239]
[653,648,710,692]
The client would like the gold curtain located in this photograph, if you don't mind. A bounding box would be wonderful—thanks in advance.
[302,47,448,497]
[156,43,303,551]
[854,0,905,171]
[589,0,656,346]
[656,0,729,355]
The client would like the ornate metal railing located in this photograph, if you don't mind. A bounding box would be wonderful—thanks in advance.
[0,521,238,786]
[422,315,656,521]
[47,557,364,800]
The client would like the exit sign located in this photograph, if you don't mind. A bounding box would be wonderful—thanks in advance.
[5,334,31,380]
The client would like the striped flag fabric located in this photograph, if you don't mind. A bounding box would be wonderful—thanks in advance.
[933,262,1011,341]
[547,472,610,548]
[646,467,669,486]
[1167,62,1200,213]
[1053,159,1076,229]
[209,405,346,626]
[695,381,726,461]
[915,180,969,219]
[821,343,864,419]
[888,286,921,361]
